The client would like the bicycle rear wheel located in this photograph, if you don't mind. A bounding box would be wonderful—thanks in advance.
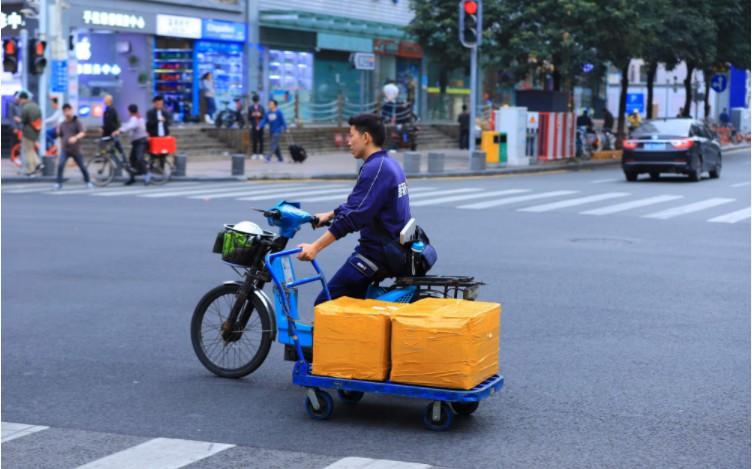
[149,156,172,186]
[191,283,273,378]
[86,155,115,186]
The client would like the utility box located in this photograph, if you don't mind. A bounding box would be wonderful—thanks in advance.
[494,107,529,166]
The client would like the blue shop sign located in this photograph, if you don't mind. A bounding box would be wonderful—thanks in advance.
[50,60,68,92]
[202,19,247,42]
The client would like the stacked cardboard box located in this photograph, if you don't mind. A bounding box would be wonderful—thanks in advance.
[312,296,501,390]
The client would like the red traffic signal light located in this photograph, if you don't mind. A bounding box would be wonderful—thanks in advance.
[3,38,19,74]
[28,39,47,76]
[463,1,478,14]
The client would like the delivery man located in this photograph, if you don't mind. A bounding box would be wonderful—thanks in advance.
[297,113,412,305]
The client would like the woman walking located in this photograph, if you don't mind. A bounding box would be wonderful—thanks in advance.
[201,72,216,124]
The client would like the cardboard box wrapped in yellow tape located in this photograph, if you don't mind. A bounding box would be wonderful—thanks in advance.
[390,298,501,390]
[312,297,407,381]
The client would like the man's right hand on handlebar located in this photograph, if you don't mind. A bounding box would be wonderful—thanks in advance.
[312,211,335,229]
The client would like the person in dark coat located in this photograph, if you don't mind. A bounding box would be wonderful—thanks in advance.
[102,94,125,157]
[146,95,172,137]
[457,105,470,149]
[248,95,265,159]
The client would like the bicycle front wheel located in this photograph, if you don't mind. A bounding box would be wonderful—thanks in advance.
[149,157,173,186]
[191,283,273,378]
[86,155,115,186]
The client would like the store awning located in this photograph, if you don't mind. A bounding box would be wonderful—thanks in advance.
[259,10,406,40]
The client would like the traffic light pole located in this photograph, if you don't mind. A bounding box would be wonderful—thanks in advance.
[20,28,29,173]
[469,45,477,154]
[38,0,48,153]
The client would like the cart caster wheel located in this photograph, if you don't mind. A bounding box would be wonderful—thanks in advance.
[337,390,364,405]
[423,401,454,431]
[451,401,479,416]
[305,390,333,420]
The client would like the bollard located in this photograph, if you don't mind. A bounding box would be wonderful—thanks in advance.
[41,155,55,177]
[403,151,421,174]
[231,153,245,176]
[470,151,486,171]
[427,152,445,173]
[173,153,187,177]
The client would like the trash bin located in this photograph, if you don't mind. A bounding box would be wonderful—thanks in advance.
[480,131,501,164]
[498,133,507,164]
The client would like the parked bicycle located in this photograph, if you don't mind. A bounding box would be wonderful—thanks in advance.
[214,97,245,129]
[86,136,172,186]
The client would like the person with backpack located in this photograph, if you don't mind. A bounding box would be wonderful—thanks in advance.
[53,104,93,190]
[257,99,288,163]
[19,91,42,175]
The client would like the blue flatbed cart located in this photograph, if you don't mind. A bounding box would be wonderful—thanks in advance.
[266,249,504,431]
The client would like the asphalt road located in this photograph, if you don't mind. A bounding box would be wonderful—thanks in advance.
[2,149,750,468]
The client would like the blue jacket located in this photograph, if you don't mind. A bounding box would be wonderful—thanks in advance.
[328,150,411,264]
[258,109,287,135]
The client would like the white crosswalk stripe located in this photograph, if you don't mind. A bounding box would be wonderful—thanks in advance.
[73,437,234,469]
[90,183,221,197]
[324,457,431,469]
[580,195,684,215]
[590,178,618,184]
[643,198,736,219]
[236,187,358,201]
[1,422,49,443]
[411,189,530,207]
[297,186,436,203]
[707,207,751,223]
[518,192,630,212]
[137,183,261,198]
[458,190,579,210]
[50,183,207,196]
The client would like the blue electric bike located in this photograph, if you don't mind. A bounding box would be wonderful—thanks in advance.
[190,201,482,379]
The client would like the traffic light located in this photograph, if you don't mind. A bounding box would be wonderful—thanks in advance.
[459,0,482,48]
[28,39,47,75]
[3,39,19,74]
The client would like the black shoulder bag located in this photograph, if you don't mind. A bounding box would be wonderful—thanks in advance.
[371,219,437,277]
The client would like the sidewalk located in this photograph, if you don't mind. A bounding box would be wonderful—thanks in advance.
[2,144,748,184]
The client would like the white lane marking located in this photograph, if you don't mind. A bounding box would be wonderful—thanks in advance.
[708,207,751,223]
[1,422,49,443]
[187,184,344,200]
[409,188,483,199]
[644,198,736,219]
[731,182,751,187]
[296,187,436,203]
[91,182,230,197]
[74,437,234,469]
[590,178,618,184]
[324,457,431,469]
[2,186,56,194]
[138,183,311,199]
[411,189,530,207]
[581,195,684,215]
[236,187,360,201]
[47,183,201,195]
[519,193,630,212]
[459,190,580,209]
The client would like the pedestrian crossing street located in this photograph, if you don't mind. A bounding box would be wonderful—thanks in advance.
[1,422,436,469]
[2,181,749,224]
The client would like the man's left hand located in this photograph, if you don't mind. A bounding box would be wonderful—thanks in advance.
[296,243,319,261]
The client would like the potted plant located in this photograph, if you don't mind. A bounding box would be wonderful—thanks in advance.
[127,55,138,70]
[137,72,149,86]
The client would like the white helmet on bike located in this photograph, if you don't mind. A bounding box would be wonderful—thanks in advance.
[232,221,264,236]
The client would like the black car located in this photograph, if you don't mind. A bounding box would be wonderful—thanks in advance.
[622,118,722,182]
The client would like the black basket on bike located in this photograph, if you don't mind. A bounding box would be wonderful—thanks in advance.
[214,224,273,267]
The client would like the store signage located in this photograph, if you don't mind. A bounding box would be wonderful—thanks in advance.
[398,42,423,58]
[83,10,146,30]
[351,53,375,70]
[157,14,202,39]
[76,63,122,76]
[202,19,246,42]
[1,12,25,30]
[374,39,398,56]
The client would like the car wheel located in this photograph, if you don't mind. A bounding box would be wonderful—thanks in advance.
[709,154,721,179]
[624,170,638,182]
[649,172,660,181]
[688,156,702,182]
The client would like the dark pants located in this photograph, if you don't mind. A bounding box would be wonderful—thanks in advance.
[267,133,283,161]
[314,253,381,306]
[46,127,57,150]
[56,150,90,185]
[205,97,216,118]
[459,129,469,149]
[128,138,149,177]
[251,128,264,154]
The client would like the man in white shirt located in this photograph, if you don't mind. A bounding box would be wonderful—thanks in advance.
[44,96,64,152]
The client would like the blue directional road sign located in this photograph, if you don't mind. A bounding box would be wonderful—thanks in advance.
[50,60,68,93]
[626,93,645,114]
[710,74,728,93]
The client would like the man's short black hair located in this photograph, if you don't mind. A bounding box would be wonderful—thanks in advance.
[18,92,28,100]
[62,103,72,110]
[252,95,259,103]
[269,99,278,106]
[348,114,386,147]
[51,97,58,104]
[153,95,164,103]
[462,104,468,111]
[128,104,138,113]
